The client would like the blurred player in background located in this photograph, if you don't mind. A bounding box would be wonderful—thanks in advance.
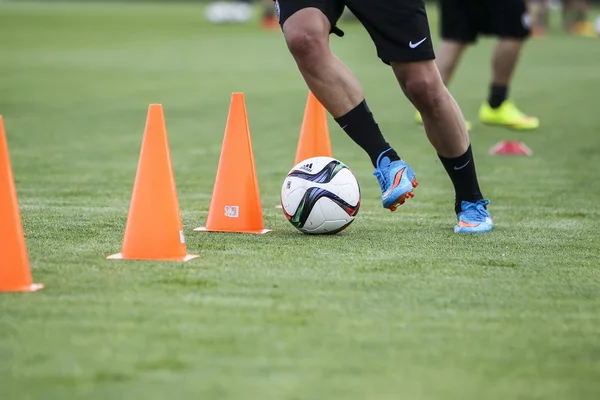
[237,0,277,29]
[256,0,278,30]
[528,0,550,37]
[205,0,277,30]
[416,0,539,131]
[558,0,596,36]
[529,0,596,37]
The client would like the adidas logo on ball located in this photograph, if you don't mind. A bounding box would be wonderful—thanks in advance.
[299,163,313,172]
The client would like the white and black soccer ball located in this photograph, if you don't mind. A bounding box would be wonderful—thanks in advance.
[281,157,361,235]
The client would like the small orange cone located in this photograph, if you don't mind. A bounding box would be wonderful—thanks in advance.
[195,93,270,234]
[275,91,333,208]
[489,141,532,156]
[0,116,43,292]
[108,105,199,261]
[294,91,333,165]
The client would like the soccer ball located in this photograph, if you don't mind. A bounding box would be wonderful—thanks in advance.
[280,157,361,235]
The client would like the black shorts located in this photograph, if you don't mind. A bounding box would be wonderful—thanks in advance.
[440,0,531,43]
[275,0,435,65]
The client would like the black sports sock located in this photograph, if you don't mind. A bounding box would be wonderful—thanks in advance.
[488,84,508,109]
[335,100,400,167]
[438,145,484,214]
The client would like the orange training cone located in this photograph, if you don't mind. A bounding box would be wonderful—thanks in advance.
[108,105,199,261]
[275,91,333,208]
[294,91,333,165]
[0,116,43,292]
[195,93,270,234]
[489,140,533,156]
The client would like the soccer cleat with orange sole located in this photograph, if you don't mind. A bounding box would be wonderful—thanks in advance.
[454,200,494,233]
[373,152,418,212]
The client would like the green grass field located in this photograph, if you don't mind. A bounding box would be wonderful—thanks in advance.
[1,2,600,399]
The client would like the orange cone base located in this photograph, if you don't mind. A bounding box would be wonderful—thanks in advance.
[107,253,199,262]
[489,141,533,156]
[194,227,271,235]
[1,283,44,293]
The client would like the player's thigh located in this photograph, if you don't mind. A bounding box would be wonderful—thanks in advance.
[343,0,434,64]
[438,0,479,43]
[486,0,531,39]
[276,0,345,37]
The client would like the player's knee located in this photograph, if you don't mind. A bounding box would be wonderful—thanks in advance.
[403,75,444,111]
[283,12,329,61]
[285,29,327,60]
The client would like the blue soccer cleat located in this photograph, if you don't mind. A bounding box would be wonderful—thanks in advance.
[454,199,494,233]
[373,151,418,212]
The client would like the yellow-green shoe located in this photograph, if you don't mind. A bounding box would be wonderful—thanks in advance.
[570,21,597,38]
[415,110,423,125]
[414,110,472,131]
[479,100,539,130]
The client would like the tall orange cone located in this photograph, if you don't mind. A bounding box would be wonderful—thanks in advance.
[108,105,199,261]
[195,93,270,234]
[275,91,334,208]
[294,91,333,165]
[0,116,43,292]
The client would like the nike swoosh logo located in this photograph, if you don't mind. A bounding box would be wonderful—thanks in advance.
[454,160,471,171]
[409,37,428,49]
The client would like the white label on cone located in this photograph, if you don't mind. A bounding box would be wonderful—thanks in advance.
[179,230,185,244]
[224,206,239,218]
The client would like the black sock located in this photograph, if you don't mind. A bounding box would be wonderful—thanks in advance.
[335,100,400,168]
[438,145,484,214]
[488,84,508,109]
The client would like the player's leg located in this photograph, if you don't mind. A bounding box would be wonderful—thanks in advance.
[345,0,492,232]
[414,41,472,128]
[479,0,540,130]
[394,64,491,233]
[562,0,580,32]
[279,3,359,117]
[277,0,412,211]
[435,42,467,87]
[528,0,550,37]
[563,0,595,36]
[563,0,574,31]
[415,0,472,130]
[435,0,475,86]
